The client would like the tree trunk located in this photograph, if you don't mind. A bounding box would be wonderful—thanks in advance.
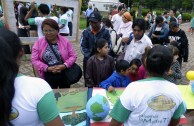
[138,0,143,17]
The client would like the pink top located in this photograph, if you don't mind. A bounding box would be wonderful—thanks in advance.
[138,65,147,80]
[31,35,77,78]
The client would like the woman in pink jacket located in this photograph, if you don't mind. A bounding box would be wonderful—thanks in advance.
[31,19,76,88]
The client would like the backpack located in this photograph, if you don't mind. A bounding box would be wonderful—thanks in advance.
[109,29,123,57]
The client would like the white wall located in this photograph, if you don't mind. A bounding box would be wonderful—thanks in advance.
[90,1,119,12]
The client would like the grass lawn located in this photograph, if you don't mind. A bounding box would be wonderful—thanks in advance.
[79,17,87,30]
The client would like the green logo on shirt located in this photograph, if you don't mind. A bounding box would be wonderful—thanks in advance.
[148,95,176,111]
[9,107,19,121]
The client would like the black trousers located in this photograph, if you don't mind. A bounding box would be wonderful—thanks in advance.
[86,17,90,27]
[44,71,70,89]
[68,22,73,36]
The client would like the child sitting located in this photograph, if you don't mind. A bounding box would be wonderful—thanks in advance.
[163,45,182,84]
[128,59,142,82]
[85,38,115,87]
[99,60,131,92]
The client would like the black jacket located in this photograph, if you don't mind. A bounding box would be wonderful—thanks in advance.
[80,25,111,61]
[168,29,189,62]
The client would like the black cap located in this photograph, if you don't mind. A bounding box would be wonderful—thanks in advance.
[89,12,102,22]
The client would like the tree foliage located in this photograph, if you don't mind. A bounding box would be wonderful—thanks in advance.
[121,0,194,11]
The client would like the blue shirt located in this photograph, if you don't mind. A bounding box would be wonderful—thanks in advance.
[99,71,131,90]
[85,8,93,17]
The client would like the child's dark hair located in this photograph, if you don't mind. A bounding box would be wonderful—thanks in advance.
[168,45,179,56]
[146,45,173,76]
[129,59,142,68]
[93,38,108,53]
[115,60,130,72]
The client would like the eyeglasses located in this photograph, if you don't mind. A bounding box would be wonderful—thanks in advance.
[42,30,56,34]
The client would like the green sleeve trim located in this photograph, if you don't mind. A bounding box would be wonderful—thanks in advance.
[17,73,24,77]
[37,91,59,123]
[61,19,67,25]
[110,99,131,123]
[28,18,35,25]
[172,102,185,119]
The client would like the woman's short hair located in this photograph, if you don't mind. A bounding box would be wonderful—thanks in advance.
[146,45,173,76]
[41,19,59,32]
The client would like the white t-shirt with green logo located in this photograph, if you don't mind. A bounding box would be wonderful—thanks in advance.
[59,13,69,34]
[110,77,185,126]
[28,16,58,38]
[10,75,59,126]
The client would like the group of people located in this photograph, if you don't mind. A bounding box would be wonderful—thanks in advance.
[80,5,189,125]
[14,1,73,38]
[0,3,191,126]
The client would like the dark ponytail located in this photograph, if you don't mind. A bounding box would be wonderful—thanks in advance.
[0,29,21,126]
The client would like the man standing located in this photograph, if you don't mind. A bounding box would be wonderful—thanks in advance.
[124,19,152,63]
[85,4,93,27]
[80,12,111,81]
[169,9,178,24]
[111,6,126,33]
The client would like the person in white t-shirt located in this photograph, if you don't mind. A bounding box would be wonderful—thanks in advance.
[67,8,73,36]
[111,6,126,33]
[59,7,69,36]
[25,2,58,38]
[110,45,186,126]
[0,29,63,126]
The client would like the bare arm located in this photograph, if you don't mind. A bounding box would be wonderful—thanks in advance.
[44,116,64,126]
[25,2,35,22]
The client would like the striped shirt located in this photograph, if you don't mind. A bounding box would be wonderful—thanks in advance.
[163,60,182,84]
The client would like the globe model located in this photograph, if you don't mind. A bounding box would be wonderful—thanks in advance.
[86,94,110,121]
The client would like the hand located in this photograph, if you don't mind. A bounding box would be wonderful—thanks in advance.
[24,25,31,29]
[52,4,56,11]
[169,39,175,43]
[47,66,58,73]
[30,1,36,10]
[55,64,66,72]
[108,86,115,92]
[121,37,129,43]
[152,34,157,38]
[167,69,173,75]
